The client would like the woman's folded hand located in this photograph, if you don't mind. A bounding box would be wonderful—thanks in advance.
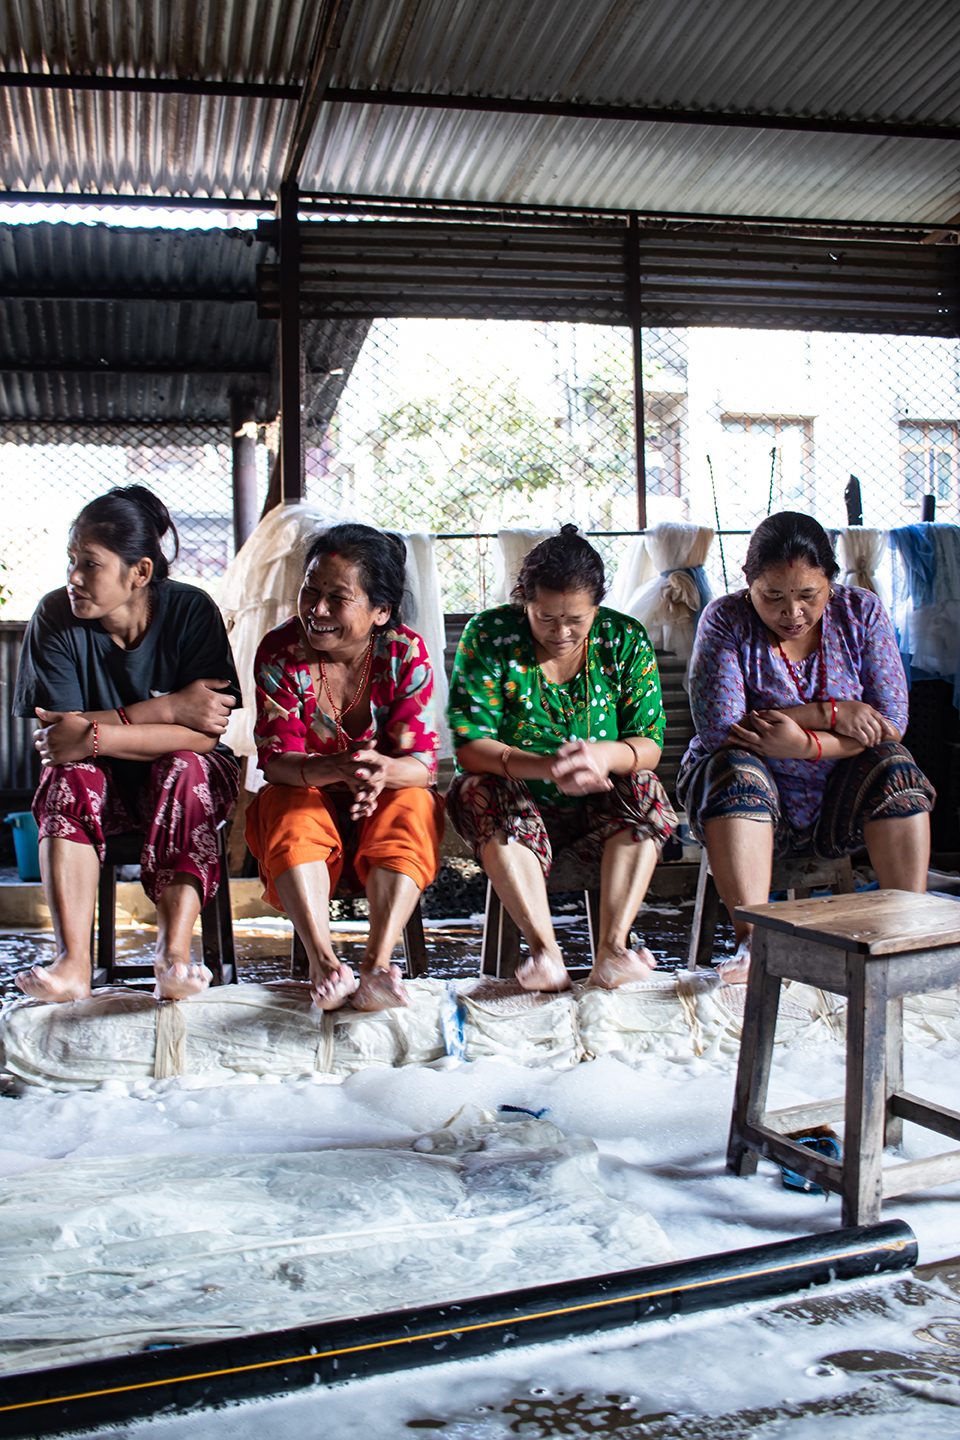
[833,700,898,746]
[33,708,95,764]
[550,738,614,795]
[344,748,390,818]
[168,678,236,736]
[727,710,812,759]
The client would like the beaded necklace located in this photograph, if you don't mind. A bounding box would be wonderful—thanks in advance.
[535,636,591,740]
[318,636,375,751]
[776,629,826,702]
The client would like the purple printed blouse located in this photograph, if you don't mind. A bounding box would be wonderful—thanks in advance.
[679,585,908,828]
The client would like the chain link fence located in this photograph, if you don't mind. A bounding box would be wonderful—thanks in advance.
[0,422,273,619]
[2,324,958,621]
[308,319,960,610]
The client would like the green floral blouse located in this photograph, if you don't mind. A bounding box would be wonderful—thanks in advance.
[448,604,665,807]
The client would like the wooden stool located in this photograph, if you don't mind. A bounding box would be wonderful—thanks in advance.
[687,852,855,969]
[291,899,428,980]
[727,889,960,1226]
[481,854,602,980]
[93,823,236,988]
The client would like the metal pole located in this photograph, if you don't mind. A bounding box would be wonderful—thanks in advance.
[626,214,646,530]
[278,179,304,503]
[230,394,259,552]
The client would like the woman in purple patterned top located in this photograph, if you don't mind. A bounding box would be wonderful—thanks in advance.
[678,512,934,981]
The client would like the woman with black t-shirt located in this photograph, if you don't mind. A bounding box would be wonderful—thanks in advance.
[13,486,241,1002]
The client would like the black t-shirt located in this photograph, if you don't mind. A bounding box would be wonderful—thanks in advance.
[15,582,242,796]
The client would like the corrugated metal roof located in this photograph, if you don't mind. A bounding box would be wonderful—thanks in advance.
[299,104,960,225]
[331,0,960,125]
[1,0,959,222]
[0,223,368,423]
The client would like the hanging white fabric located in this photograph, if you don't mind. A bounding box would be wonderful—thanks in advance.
[836,528,890,602]
[214,504,450,768]
[620,523,714,659]
[490,529,553,605]
[607,535,658,612]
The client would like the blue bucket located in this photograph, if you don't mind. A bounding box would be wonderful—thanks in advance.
[4,811,40,882]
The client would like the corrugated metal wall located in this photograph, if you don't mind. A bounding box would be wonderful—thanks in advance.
[0,623,38,794]
[257,221,960,336]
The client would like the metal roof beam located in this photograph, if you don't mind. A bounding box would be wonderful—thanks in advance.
[282,0,355,187]
[0,363,270,375]
[0,190,271,211]
[322,87,960,143]
[0,72,299,101]
[0,289,258,302]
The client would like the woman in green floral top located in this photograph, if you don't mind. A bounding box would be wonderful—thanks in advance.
[447,526,676,993]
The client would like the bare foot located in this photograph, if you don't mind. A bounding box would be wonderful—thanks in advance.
[516,950,572,993]
[310,961,359,1012]
[587,945,657,989]
[717,940,751,985]
[353,964,409,1012]
[154,958,212,1000]
[15,959,91,1003]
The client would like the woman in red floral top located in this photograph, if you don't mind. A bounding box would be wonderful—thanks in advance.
[245,524,444,1012]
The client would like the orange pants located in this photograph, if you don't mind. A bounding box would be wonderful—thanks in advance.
[245,784,444,913]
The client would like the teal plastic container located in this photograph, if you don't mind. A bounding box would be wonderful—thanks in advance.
[5,811,40,882]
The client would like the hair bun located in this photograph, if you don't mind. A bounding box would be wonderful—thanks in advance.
[560,523,579,537]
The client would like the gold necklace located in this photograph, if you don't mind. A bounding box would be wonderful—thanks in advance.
[535,636,591,739]
[318,637,375,751]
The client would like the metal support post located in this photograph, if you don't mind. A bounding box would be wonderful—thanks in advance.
[626,213,647,530]
[230,394,259,551]
[278,180,304,503]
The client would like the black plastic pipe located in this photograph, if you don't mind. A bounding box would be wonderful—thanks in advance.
[0,1220,916,1439]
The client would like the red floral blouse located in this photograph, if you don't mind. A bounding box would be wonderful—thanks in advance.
[253,616,439,778]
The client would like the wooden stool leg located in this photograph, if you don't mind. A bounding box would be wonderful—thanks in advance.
[841,955,888,1227]
[688,858,722,970]
[402,901,428,978]
[585,889,601,964]
[291,930,309,978]
[885,995,904,1150]
[480,881,521,978]
[97,863,117,984]
[727,929,781,1177]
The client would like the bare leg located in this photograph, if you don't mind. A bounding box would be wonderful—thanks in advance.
[588,833,659,988]
[273,862,358,1010]
[481,834,569,992]
[702,817,775,982]
[864,812,929,893]
[153,874,212,999]
[15,837,99,1002]
[352,866,419,1011]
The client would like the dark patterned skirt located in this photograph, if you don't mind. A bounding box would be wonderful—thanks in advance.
[446,769,677,878]
[677,741,934,860]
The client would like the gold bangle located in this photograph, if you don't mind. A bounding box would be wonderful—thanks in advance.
[501,745,516,780]
[621,738,640,772]
[299,755,313,788]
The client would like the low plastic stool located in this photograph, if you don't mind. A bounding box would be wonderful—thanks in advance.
[727,889,960,1226]
[687,851,855,969]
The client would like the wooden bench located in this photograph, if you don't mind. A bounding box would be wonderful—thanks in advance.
[727,889,960,1226]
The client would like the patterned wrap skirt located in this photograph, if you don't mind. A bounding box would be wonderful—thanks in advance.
[677,741,934,860]
[446,769,677,878]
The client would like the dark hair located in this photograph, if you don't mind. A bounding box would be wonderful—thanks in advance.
[743,511,839,586]
[511,524,606,607]
[303,523,407,627]
[71,485,179,585]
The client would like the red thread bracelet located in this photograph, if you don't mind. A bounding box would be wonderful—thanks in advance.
[802,728,821,761]
[117,706,131,725]
[829,697,837,731]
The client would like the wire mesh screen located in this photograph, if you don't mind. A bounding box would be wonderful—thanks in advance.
[642,327,960,597]
[307,319,960,610]
[306,319,639,613]
[0,423,272,620]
